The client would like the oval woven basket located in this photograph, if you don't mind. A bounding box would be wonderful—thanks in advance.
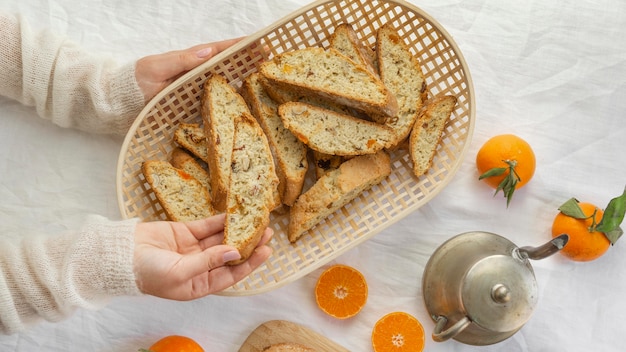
[117,0,475,295]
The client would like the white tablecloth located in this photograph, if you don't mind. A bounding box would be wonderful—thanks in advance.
[1,0,625,351]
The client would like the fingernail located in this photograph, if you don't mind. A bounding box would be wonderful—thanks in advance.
[223,250,241,262]
[196,47,213,58]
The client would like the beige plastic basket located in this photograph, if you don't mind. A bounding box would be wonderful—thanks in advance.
[117,0,475,296]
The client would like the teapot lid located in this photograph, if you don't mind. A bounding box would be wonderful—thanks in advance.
[461,253,538,332]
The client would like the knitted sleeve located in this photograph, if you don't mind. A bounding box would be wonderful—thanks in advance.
[0,216,142,334]
[0,12,146,136]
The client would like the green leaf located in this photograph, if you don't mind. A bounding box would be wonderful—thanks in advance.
[479,167,507,180]
[604,228,624,245]
[596,186,626,234]
[558,198,588,219]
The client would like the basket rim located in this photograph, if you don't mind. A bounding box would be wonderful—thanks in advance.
[115,0,476,295]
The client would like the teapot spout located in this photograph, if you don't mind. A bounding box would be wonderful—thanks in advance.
[518,234,569,260]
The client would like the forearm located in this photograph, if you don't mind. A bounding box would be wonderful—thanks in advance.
[0,12,145,135]
[0,216,142,334]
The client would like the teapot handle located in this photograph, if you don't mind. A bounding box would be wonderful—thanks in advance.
[432,315,471,342]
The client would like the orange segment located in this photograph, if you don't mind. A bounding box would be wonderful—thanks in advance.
[314,264,368,319]
[372,312,425,352]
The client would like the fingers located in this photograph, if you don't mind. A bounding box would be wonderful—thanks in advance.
[205,245,273,294]
[162,37,244,76]
[185,213,226,241]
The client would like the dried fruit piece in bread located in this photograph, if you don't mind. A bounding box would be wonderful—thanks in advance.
[278,102,396,156]
[173,123,209,162]
[224,114,279,265]
[201,74,251,212]
[329,22,377,76]
[410,95,457,178]
[170,147,212,196]
[288,150,391,242]
[141,160,214,222]
[311,150,345,179]
[260,47,397,117]
[240,73,309,207]
[376,23,428,146]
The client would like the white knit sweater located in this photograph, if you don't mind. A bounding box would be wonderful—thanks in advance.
[0,12,145,334]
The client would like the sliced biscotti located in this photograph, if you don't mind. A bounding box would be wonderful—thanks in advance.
[223,114,279,265]
[259,47,397,117]
[288,150,391,242]
[201,74,252,212]
[329,23,377,76]
[240,73,308,207]
[278,102,396,156]
[312,150,346,179]
[410,94,457,177]
[376,23,428,147]
[169,147,211,195]
[173,123,209,162]
[141,160,215,222]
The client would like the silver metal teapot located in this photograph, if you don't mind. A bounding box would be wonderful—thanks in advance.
[422,231,569,345]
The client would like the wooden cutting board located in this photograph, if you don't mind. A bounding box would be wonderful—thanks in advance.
[238,320,349,351]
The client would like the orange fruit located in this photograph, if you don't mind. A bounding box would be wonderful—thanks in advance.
[371,311,425,352]
[314,264,368,319]
[144,335,204,352]
[552,202,610,261]
[476,134,536,205]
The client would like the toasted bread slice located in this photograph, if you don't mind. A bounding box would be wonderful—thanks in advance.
[142,160,215,222]
[201,74,251,212]
[224,114,279,265]
[240,73,308,207]
[376,23,428,146]
[329,23,377,76]
[288,151,391,242]
[173,123,209,162]
[410,95,457,177]
[169,147,211,195]
[311,150,345,179]
[260,47,397,117]
[278,102,396,156]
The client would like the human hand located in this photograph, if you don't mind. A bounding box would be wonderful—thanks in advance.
[135,38,242,103]
[133,213,273,300]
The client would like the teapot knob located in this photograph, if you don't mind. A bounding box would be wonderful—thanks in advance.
[491,284,511,304]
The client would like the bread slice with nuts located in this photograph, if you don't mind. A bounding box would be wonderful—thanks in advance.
[288,150,391,242]
[278,102,397,156]
[410,94,457,178]
[141,160,215,222]
[173,123,209,162]
[260,47,397,117]
[376,23,428,146]
[224,114,279,265]
[329,22,377,76]
[240,72,308,207]
[169,147,211,196]
[201,74,252,212]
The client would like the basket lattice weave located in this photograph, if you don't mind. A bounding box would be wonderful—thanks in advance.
[117,0,475,295]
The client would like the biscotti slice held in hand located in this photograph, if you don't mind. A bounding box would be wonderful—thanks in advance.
[173,123,209,162]
[260,47,397,117]
[376,23,428,146]
[288,150,391,242]
[278,102,396,156]
[142,160,215,222]
[169,147,211,195]
[201,74,252,212]
[410,94,457,178]
[223,114,279,265]
[240,73,308,207]
[329,23,378,76]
